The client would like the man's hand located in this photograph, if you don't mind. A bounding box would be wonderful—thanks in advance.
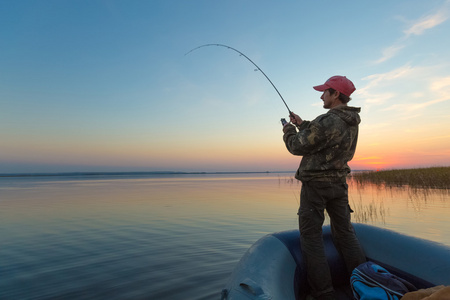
[289,112,303,126]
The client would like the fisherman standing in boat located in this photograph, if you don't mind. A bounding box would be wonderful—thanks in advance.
[282,76,366,300]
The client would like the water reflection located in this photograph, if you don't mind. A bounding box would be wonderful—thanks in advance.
[348,178,450,242]
[277,175,450,244]
[0,173,449,300]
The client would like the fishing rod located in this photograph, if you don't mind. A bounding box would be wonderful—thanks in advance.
[185,43,293,117]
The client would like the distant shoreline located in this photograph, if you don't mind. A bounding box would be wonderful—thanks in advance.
[0,171,298,178]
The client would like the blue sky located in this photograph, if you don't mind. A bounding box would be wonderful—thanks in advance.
[1,1,450,173]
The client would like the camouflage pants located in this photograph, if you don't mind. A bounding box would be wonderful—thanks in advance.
[298,180,366,299]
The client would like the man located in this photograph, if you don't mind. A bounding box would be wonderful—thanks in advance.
[282,76,366,300]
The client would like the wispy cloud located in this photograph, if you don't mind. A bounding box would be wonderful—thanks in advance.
[403,76,450,111]
[374,45,405,64]
[374,1,450,64]
[355,64,419,99]
[356,64,418,106]
[404,9,449,37]
[430,76,450,92]
[415,134,450,142]
[407,96,450,111]
[359,65,417,90]
[357,63,450,119]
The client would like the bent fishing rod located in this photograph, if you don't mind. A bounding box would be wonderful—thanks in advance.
[185,44,293,117]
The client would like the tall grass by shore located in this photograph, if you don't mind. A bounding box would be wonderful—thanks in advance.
[351,166,450,189]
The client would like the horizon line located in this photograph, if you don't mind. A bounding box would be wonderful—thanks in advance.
[0,169,379,178]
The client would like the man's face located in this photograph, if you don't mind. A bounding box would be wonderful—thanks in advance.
[321,89,340,109]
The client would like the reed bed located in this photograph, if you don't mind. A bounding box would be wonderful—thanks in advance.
[351,166,450,189]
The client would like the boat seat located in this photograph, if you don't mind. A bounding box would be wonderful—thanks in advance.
[273,225,437,300]
[273,226,353,300]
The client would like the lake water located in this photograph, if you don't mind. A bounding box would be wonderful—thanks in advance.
[1,172,449,299]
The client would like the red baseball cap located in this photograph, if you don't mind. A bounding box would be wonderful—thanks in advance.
[313,75,356,97]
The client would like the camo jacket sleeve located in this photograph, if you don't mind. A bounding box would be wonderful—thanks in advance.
[283,113,345,156]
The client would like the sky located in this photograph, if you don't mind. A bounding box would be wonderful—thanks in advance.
[1,0,450,173]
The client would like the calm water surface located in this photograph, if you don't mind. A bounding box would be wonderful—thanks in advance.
[0,173,449,299]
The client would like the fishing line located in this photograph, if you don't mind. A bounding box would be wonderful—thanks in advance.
[185,43,293,116]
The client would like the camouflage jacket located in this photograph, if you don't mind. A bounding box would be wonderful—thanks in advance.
[283,105,361,182]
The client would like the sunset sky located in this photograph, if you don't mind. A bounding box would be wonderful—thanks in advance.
[1,1,450,173]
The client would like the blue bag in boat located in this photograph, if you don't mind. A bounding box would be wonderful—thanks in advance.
[351,261,417,300]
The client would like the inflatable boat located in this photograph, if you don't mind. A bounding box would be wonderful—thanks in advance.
[220,223,450,300]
